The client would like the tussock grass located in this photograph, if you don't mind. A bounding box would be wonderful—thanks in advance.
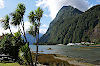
[32,53,71,66]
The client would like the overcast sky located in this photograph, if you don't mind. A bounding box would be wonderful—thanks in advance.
[0,0,100,35]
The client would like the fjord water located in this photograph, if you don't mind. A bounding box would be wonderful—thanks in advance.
[30,45,100,64]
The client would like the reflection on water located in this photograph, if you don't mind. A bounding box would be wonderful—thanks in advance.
[30,45,100,64]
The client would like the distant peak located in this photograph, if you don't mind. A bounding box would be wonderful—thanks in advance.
[59,5,82,13]
[61,5,73,9]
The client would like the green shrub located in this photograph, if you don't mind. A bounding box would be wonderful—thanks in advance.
[19,43,32,65]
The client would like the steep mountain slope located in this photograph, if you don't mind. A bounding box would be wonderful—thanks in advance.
[22,33,43,45]
[39,5,100,44]
[70,5,100,43]
[39,6,83,44]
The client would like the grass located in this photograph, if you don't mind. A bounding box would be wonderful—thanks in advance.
[0,63,24,66]
[0,53,94,66]
[0,53,73,66]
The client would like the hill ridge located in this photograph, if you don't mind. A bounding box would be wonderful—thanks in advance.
[39,5,100,44]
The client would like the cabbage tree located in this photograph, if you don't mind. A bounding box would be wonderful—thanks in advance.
[28,7,43,66]
[0,15,12,34]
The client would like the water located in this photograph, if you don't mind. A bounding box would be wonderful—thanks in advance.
[30,45,100,64]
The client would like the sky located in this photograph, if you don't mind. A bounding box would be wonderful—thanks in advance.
[0,0,100,35]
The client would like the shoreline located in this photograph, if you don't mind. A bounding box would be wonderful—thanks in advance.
[31,44,100,46]
[54,54,95,66]
[30,45,100,66]
[32,53,98,66]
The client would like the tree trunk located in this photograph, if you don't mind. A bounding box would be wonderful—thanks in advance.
[35,29,39,66]
[9,25,13,35]
[28,42,34,66]
[18,25,23,35]
[22,21,27,43]
[9,28,13,35]
[21,20,34,66]
[35,34,38,66]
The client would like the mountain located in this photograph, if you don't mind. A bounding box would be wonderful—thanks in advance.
[22,33,43,45]
[39,6,83,44]
[39,5,100,44]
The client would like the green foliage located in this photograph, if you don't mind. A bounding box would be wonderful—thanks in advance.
[0,32,24,52]
[17,3,26,16]
[0,33,21,60]
[11,31,24,46]
[0,34,12,48]
[39,5,100,44]
[28,26,36,37]
[35,7,43,22]
[14,31,21,38]
[1,15,10,30]
[28,7,43,66]
[0,3,35,66]
[0,32,30,64]
[11,12,21,26]
[0,33,23,47]
[11,3,26,26]
[0,3,44,66]
[19,43,31,65]
[28,7,43,37]
[28,11,35,24]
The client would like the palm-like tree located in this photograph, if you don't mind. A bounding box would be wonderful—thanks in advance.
[28,11,37,36]
[28,7,43,66]
[35,7,43,66]
[28,26,36,36]
[11,3,27,42]
[35,7,43,22]
[0,15,12,34]
[11,3,34,66]
[11,12,21,26]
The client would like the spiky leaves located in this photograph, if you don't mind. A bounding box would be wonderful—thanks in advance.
[28,7,43,36]
[28,11,35,25]
[35,7,43,23]
[11,3,26,26]
[11,3,28,43]
[0,15,13,34]
[0,15,10,30]
[16,3,26,17]
[11,12,21,26]
[28,7,43,66]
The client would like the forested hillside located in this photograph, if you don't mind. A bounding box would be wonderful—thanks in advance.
[39,5,100,44]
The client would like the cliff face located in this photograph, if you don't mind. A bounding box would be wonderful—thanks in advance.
[39,5,100,44]
[90,23,100,42]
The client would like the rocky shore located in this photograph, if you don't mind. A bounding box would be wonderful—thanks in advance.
[32,53,98,66]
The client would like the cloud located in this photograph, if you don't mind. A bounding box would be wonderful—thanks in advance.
[0,20,32,36]
[43,14,49,17]
[40,28,47,34]
[36,0,90,19]
[0,19,47,35]
[0,24,18,36]
[24,21,32,32]
[39,24,48,34]
[0,0,4,8]
[0,17,3,20]
[41,24,48,28]
[0,19,48,35]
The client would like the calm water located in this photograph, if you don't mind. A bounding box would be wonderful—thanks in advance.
[30,45,100,64]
